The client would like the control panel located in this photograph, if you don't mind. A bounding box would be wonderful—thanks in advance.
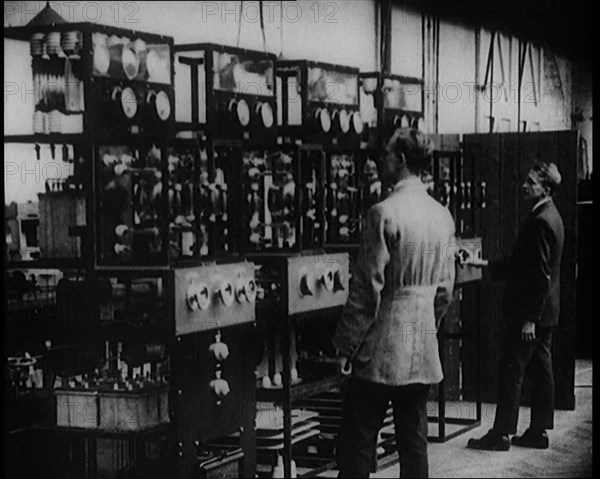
[454,237,483,284]
[174,262,256,335]
[286,253,349,315]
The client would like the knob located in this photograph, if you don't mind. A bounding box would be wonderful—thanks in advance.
[261,376,272,389]
[333,268,346,292]
[209,341,229,361]
[235,276,248,303]
[245,278,257,303]
[455,248,470,266]
[114,163,128,176]
[299,270,314,296]
[247,167,261,180]
[209,378,230,398]
[218,281,235,307]
[321,268,334,291]
[114,243,130,255]
[115,224,129,237]
[187,281,210,311]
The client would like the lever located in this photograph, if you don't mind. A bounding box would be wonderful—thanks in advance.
[321,268,334,291]
[333,267,346,292]
[299,271,314,296]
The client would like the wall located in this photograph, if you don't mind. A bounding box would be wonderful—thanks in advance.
[437,20,476,134]
[4,2,591,169]
[571,59,593,178]
[4,1,377,68]
[390,4,422,78]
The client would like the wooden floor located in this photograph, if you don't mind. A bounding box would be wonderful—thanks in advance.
[320,360,593,478]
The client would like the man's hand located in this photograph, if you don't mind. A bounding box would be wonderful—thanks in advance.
[521,321,536,342]
[337,355,353,376]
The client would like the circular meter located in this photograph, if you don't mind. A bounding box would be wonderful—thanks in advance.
[229,99,250,127]
[112,87,138,119]
[351,112,364,134]
[337,109,350,133]
[256,102,274,128]
[147,90,171,121]
[314,108,331,133]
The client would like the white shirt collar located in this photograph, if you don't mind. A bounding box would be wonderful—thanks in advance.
[532,196,552,213]
[391,176,423,192]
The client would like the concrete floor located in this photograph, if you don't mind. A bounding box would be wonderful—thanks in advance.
[321,360,593,478]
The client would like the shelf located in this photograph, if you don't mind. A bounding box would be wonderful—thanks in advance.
[6,258,85,270]
[257,375,346,403]
[52,422,171,439]
[4,134,89,144]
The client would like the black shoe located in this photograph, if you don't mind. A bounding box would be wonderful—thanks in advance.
[511,430,549,449]
[467,430,510,451]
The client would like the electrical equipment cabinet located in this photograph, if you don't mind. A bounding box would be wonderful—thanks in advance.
[5,14,257,479]
[359,72,425,149]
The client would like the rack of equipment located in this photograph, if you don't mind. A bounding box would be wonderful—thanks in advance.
[5,13,256,479]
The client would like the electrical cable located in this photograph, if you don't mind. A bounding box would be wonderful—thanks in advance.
[260,1,267,54]
[236,0,244,48]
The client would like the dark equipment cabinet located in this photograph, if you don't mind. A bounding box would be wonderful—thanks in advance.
[462,131,578,410]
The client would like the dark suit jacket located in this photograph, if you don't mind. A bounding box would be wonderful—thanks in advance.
[490,198,564,327]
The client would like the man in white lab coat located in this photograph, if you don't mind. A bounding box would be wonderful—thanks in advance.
[333,128,456,478]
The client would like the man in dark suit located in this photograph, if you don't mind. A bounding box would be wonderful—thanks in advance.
[467,161,565,451]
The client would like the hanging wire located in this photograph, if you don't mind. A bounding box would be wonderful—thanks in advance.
[279,1,284,57]
[260,1,268,54]
[236,0,244,48]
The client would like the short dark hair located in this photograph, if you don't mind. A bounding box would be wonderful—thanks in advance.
[532,161,562,195]
[389,128,433,174]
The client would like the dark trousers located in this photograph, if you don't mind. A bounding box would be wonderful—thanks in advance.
[336,378,430,478]
[493,326,554,435]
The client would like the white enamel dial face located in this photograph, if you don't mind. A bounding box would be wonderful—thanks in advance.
[352,111,364,134]
[120,87,138,119]
[338,109,350,133]
[236,99,250,127]
[155,91,171,121]
[317,109,331,133]
[259,103,274,128]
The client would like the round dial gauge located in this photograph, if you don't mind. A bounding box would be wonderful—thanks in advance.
[351,112,364,134]
[154,90,171,121]
[257,102,274,128]
[114,87,137,119]
[338,109,350,133]
[233,99,251,127]
[315,108,331,133]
